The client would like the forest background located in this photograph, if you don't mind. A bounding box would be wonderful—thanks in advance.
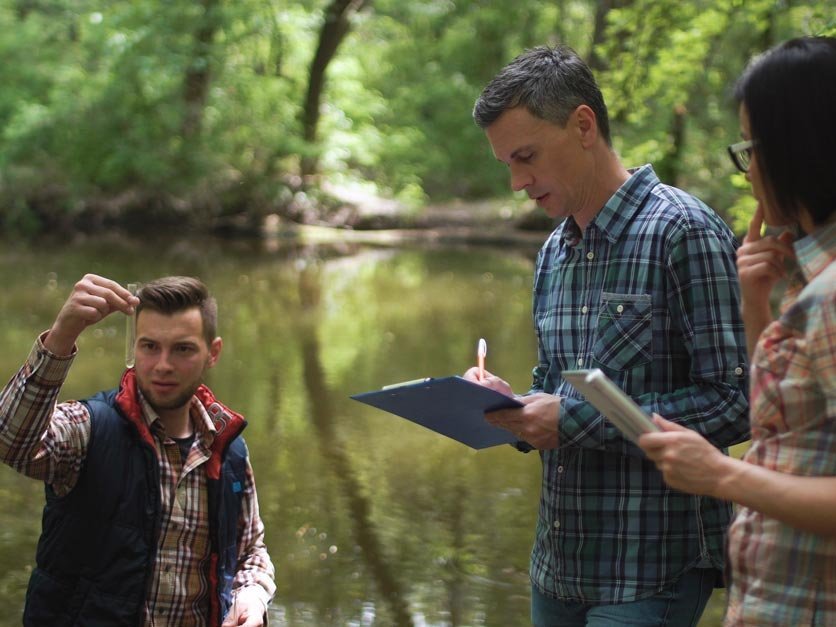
[1,0,834,239]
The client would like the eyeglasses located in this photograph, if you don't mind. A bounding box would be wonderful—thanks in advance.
[727,139,755,173]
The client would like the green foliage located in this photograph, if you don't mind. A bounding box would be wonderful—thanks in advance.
[0,0,831,236]
[596,0,834,231]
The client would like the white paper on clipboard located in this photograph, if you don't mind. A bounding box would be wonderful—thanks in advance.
[562,369,660,443]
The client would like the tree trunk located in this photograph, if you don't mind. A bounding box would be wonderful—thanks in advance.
[182,0,219,140]
[588,0,633,73]
[300,0,368,178]
[655,104,687,186]
[15,0,36,20]
[551,0,567,44]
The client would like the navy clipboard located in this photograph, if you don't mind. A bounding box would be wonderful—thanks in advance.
[351,376,524,449]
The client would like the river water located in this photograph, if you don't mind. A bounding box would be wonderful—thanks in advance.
[0,233,725,625]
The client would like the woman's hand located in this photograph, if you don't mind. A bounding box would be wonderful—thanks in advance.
[736,204,795,355]
[638,415,731,497]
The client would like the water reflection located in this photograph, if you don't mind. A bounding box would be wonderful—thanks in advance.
[0,234,725,626]
[297,261,412,625]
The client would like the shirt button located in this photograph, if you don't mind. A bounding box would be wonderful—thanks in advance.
[616,304,624,313]
[581,305,588,314]
[553,520,560,529]
[734,366,744,376]
[577,358,584,366]
[557,466,564,474]
[586,252,595,260]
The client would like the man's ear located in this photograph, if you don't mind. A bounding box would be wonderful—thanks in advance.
[208,337,223,368]
[573,104,598,148]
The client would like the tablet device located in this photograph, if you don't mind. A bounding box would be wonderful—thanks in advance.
[562,369,659,443]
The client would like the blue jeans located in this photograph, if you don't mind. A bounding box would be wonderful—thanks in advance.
[531,567,719,627]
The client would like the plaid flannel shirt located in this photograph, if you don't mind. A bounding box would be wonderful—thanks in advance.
[725,221,836,626]
[0,336,275,625]
[528,165,750,603]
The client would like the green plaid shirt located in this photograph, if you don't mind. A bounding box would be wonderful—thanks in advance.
[529,165,750,603]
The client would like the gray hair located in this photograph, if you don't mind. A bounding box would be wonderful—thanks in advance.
[472,45,611,146]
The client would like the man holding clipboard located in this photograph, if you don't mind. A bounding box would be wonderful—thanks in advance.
[464,45,750,626]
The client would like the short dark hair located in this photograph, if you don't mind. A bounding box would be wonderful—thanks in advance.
[734,36,836,227]
[137,276,217,346]
[472,44,612,146]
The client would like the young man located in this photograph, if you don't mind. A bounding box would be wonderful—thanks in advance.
[0,274,274,626]
[464,45,750,626]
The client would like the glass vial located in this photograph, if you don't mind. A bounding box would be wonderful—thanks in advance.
[125,283,139,368]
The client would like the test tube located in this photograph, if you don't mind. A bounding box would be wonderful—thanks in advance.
[125,283,139,368]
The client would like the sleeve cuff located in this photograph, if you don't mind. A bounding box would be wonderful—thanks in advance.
[31,332,77,386]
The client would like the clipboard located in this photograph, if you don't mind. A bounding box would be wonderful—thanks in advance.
[562,369,659,443]
[351,376,524,449]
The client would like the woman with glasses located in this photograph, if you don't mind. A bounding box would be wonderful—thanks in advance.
[639,36,836,626]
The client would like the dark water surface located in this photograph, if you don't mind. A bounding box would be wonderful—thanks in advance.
[0,234,725,625]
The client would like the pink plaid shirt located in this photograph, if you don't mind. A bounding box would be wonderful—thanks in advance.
[725,222,836,626]
[0,335,275,625]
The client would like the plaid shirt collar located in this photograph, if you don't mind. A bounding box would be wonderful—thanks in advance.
[137,389,217,448]
[560,164,657,247]
[794,220,836,283]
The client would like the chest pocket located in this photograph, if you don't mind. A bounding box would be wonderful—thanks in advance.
[593,292,652,371]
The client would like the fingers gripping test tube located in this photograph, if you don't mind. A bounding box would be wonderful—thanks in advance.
[125,283,139,368]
